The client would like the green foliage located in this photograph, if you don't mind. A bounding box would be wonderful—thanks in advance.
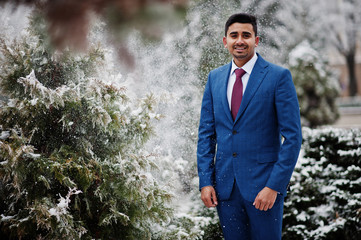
[152,213,204,240]
[289,41,340,127]
[0,14,173,240]
[187,0,241,87]
[194,207,223,240]
[283,127,361,240]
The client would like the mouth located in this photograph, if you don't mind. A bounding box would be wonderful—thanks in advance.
[234,45,247,52]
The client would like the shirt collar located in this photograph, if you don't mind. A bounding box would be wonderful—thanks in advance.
[231,53,258,75]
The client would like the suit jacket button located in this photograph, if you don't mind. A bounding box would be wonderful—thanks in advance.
[233,153,237,157]
[232,130,237,134]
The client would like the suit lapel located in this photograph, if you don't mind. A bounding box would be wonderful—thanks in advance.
[235,55,269,122]
[220,62,234,124]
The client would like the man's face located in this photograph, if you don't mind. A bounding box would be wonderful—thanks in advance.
[223,22,259,67]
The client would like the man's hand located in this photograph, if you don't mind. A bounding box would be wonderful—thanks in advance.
[253,187,278,211]
[201,186,218,208]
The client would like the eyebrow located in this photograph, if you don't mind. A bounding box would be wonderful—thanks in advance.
[229,30,252,35]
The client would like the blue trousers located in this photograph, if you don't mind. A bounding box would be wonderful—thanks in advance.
[216,181,284,240]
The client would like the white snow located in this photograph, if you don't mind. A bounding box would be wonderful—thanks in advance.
[0,214,15,221]
[0,131,10,140]
[49,188,82,221]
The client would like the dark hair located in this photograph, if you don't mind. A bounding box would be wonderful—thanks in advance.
[224,13,257,36]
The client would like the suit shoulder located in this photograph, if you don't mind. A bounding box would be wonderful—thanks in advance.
[264,60,290,74]
[256,54,288,72]
[210,63,231,74]
[208,63,231,78]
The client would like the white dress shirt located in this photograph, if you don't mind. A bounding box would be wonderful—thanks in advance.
[227,53,258,110]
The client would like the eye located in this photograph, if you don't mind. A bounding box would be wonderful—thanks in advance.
[242,33,251,38]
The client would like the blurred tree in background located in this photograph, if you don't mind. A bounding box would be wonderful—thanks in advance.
[316,0,361,96]
[275,0,360,96]
[0,0,188,69]
[289,41,340,127]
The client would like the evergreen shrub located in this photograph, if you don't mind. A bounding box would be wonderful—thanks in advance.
[0,15,174,240]
[283,127,361,240]
[289,41,340,127]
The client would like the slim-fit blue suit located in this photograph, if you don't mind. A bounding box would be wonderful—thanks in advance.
[197,54,302,239]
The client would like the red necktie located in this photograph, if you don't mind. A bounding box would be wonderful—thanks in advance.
[231,68,246,121]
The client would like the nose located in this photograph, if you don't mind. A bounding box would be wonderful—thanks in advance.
[236,36,245,44]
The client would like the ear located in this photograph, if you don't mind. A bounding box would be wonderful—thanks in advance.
[223,36,227,48]
[255,36,260,47]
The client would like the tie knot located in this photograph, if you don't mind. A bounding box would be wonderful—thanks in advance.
[235,68,246,78]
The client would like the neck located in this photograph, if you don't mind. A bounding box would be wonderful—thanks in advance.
[233,53,256,67]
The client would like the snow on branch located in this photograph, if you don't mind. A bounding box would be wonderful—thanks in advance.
[17,69,76,109]
[48,188,82,221]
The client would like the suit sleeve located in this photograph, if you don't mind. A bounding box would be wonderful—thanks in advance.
[265,69,302,194]
[197,73,217,190]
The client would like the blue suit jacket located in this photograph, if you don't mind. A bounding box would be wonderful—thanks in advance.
[197,54,302,202]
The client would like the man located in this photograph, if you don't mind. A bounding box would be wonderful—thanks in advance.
[197,13,302,239]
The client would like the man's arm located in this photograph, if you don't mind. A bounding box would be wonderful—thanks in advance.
[266,69,302,193]
[254,69,302,211]
[197,73,217,207]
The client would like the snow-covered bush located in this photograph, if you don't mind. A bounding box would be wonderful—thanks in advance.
[190,200,223,240]
[283,127,361,240]
[289,41,340,127]
[0,14,176,239]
